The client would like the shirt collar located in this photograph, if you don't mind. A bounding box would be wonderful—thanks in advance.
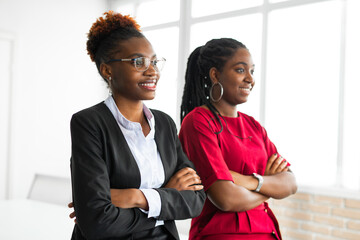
[104,95,155,133]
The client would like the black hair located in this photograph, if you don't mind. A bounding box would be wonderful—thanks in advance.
[86,11,144,83]
[180,38,248,132]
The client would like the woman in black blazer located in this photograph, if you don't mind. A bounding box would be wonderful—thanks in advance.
[69,11,205,240]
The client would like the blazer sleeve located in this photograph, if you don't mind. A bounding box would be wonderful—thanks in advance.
[153,113,206,221]
[70,111,156,240]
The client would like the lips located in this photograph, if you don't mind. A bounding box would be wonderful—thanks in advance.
[239,86,252,91]
[139,79,157,90]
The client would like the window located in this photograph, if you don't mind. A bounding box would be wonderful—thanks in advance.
[109,0,360,193]
[265,1,341,187]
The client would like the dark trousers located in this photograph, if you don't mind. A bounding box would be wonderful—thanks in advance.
[71,225,177,240]
[131,226,175,240]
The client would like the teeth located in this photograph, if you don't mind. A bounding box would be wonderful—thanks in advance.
[140,82,156,87]
[142,83,154,86]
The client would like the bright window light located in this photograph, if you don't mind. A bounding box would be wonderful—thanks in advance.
[265,1,342,187]
[136,0,180,27]
[143,27,179,121]
[192,0,263,17]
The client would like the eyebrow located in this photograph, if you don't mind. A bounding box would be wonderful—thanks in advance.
[232,61,255,68]
[126,53,157,59]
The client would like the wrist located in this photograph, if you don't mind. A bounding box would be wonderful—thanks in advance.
[252,173,264,192]
[134,189,149,210]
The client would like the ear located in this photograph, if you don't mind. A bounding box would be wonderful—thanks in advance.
[209,67,219,84]
[100,63,112,82]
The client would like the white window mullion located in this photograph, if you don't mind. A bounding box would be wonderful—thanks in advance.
[175,0,192,128]
[336,0,347,188]
[260,0,269,125]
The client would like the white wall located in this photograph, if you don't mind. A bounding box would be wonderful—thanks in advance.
[0,0,108,199]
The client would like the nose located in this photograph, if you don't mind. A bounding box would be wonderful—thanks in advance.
[245,70,254,85]
[144,62,158,76]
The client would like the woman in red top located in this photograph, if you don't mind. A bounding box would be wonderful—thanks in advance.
[179,38,297,240]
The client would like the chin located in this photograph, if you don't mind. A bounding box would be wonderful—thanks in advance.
[143,94,156,101]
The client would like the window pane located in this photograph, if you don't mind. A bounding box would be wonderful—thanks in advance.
[190,14,263,120]
[266,1,342,187]
[136,0,180,27]
[113,2,136,16]
[143,27,179,120]
[342,0,360,190]
[192,0,263,17]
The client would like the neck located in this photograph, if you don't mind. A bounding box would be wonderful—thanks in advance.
[212,101,238,118]
[112,95,144,123]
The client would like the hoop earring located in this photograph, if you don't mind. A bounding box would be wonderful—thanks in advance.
[210,82,223,102]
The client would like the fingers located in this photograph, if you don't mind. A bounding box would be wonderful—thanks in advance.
[182,174,202,188]
[69,211,76,219]
[275,158,288,173]
[68,202,74,208]
[265,154,288,175]
[265,154,277,172]
[186,184,204,191]
[166,167,203,191]
[174,167,196,178]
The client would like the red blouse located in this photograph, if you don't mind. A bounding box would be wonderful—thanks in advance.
[179,107,285,240]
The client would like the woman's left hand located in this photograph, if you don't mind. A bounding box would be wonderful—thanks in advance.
[68,202,76,223]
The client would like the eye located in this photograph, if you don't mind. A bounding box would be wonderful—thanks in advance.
[250,69,255,75]
[236,68,245,73]
[134,57,145,67]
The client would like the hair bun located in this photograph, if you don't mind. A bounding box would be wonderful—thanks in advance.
[87,11,141,62]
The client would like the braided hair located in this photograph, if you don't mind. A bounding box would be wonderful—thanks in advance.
[86,11,144,82]
[180,38,248,132]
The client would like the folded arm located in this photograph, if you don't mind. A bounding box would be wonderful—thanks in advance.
[70,113,156,239]
[230,154,297,199]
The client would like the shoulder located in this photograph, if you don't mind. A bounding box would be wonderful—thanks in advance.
[181,107,221,134]
[71,102,112,127]
[238,111,263,131]
[72,102,107,117]
[182,107,212,123]
[150,109,174,124]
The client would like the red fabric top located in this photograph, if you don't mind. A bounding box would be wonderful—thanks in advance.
[179,107,286,240]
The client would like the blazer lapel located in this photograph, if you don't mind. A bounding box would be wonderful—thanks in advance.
[153,111,173,184]
[98,103,142,188]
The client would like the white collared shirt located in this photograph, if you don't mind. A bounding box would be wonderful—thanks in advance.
[104,96,164,225]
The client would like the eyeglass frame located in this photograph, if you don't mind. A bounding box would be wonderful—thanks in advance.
[106,56,166,72]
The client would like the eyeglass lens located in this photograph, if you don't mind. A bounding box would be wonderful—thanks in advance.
[134,57,165,72]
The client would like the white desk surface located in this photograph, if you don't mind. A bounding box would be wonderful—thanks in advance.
[0,199,74,240]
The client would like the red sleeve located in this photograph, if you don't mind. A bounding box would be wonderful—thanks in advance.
[179,111,233,191]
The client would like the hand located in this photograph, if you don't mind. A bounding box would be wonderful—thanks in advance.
[264,154,289,176]
[165,167,203,191]
[68,202,76,223]
[110,189,148,210]
[229,170,258,191]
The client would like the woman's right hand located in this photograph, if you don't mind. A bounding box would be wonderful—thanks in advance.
[264,153,289,176]
[165,167,203,191]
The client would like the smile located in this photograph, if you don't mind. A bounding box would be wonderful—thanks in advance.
[139,79,157,90]
[140,82,156,87]
[239,87,251,91]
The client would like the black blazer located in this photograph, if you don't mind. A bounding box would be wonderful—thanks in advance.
[70,102,205,240]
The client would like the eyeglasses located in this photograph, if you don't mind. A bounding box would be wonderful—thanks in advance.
[106,57,166,72]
